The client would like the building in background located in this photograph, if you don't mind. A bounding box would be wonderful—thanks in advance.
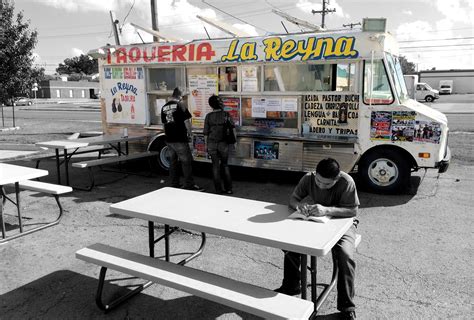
[419,69,474,94]
[36,79,100,99]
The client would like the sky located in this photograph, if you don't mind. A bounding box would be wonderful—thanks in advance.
[10,0,474,74]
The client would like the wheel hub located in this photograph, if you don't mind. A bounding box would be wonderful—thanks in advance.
[368,158,399,186]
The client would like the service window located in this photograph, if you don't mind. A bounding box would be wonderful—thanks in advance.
[264,63,332,92]
[218,66,238,92]
[240,65,261,92]
[148,67,185,92]
[363,60,394,105]
[241,97,298,130]
[336,63,355,92]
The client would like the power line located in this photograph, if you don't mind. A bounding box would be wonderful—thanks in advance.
[400,44,474,49]
[201,0,269,33]
[399,36,474,42]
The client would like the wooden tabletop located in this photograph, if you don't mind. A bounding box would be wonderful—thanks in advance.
[0,163,48,185]
[110,187,354,256]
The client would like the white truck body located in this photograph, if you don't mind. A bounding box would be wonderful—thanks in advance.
[91,28,450,194]
[439,80,453,94]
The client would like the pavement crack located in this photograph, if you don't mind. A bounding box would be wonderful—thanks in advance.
[243,253,282,269]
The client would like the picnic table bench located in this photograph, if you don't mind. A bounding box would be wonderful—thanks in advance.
[71,151,159,191]
[77,243,314,319]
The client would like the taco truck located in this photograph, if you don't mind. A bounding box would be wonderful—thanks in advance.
[91,18,450,193]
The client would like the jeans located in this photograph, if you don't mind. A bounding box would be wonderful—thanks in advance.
[166,142,195,188]
[207,141,232,193]
[282,224,357,312]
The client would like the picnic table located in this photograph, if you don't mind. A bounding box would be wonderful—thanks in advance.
[36,133,157,187]
[0,163,71,243]
[77,187,355,318]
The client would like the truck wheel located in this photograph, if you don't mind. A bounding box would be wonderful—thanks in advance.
[425,95,434,102]
[148,137,171,171]
[359,149,410,194]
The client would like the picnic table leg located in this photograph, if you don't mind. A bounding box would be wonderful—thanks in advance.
[148,221,154,258]
[301,254,307,300]
[165,224,170,262]
[310,256,317,303]
[15,182,23,233]
[64,149,70,186]
[0,187,6,239]
[55,149,61,185]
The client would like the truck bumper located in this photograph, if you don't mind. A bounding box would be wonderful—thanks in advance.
[436,146,451,173]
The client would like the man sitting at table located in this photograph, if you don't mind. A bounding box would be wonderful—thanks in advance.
[275,158,359,320]
[161,87,204,191]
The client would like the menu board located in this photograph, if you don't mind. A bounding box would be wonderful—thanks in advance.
[188,74,218,128]
[302,94,359,140]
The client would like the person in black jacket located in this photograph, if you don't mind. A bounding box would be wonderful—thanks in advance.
[161,88,203,191]
[203,95,236,194]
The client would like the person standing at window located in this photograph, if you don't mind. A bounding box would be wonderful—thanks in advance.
[204,95,236,194]
[161,87,204,191]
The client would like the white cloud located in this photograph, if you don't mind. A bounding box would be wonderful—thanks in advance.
[233,24,259,37]
[435,0,474,24]
[71,48,84,56]
[402,10,413,15]
[38,0,118,12]
[396,21,433,41]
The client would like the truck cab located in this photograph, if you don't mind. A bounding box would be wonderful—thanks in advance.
[415,82,439,102]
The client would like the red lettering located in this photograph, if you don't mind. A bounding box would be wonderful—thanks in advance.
[107,50,111,64]
[128,47,141,63]
[116,48,127,64]
[172,45,187,62]
[158,45,170,62]
[196,43,215,61]
[143,46,156,62]
[188,44,195,61]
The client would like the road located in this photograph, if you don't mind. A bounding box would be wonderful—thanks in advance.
[0,96,472,319]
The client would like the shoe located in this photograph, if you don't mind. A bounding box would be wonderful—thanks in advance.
[184,184,205,192]
[274,285,301,296]
[225,190,233,194]
[341,311,356,320]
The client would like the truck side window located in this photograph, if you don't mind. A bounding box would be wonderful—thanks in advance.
[336,63,355,91]
[363,60,394,105]
[264,63,332,92]
[219,66,238,92]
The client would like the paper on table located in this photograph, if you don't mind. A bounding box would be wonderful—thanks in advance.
[288,210,330,223]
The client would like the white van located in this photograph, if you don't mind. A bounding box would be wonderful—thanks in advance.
[91,21,450,194]
[415,83,439,102]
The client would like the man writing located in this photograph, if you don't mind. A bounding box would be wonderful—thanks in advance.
[275,158,359,320]
[161,87,203,191]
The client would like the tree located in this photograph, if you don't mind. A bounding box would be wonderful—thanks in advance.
[56,54,98,77]
[399,55,416,74]
[0,2,39,104]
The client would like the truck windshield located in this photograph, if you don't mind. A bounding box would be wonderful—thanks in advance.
[386,53,409,102]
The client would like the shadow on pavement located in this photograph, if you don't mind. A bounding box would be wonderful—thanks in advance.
[0,270,259,319]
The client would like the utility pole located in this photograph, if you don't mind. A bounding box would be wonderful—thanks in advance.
[311,0,335,29]
[343,22,361,29]
[150,0,159,42]
[109,11,120,45]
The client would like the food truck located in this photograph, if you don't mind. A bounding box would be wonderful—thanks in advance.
[92,23,450,193]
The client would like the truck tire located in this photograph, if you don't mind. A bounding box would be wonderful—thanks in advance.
[425,95,434,102]
[359,149,410,194]
[148,136,171,171]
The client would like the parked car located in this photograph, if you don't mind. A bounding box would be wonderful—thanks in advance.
[4,97,33,106]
